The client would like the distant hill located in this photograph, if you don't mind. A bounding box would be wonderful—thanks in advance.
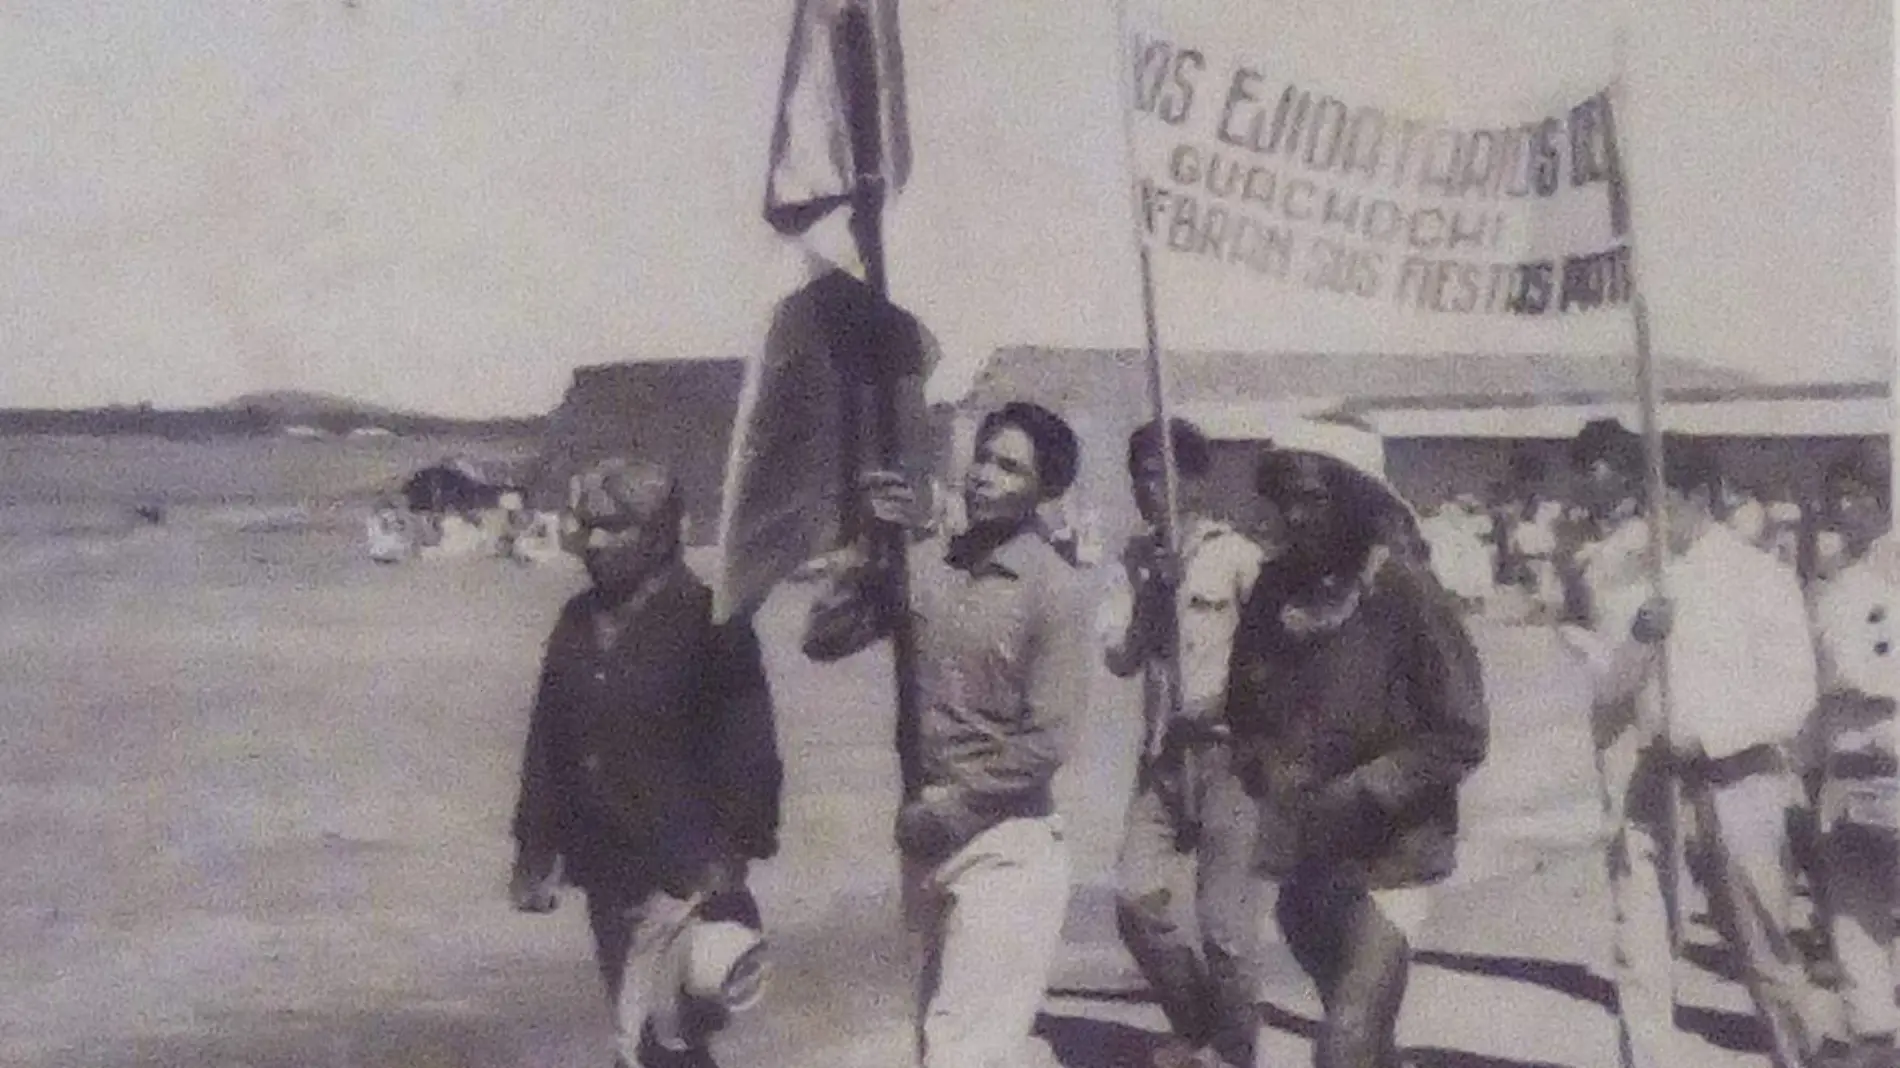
[219,390,406,422]
[0,394,547,442]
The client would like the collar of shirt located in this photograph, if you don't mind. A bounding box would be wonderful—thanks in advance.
[943,527,1052,581]
[586,560,691,648]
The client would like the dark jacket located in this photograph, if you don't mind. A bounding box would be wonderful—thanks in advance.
[512,562,783,893]
[1225,552,1488,889]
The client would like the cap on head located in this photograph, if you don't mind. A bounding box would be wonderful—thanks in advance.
[567,457,678,528]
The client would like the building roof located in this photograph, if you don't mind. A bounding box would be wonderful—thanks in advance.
[539,359,748,535]
[1356,393,1892,440]
[959,348,1756,416]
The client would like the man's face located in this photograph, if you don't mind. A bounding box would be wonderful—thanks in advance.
[1264,459,1337,552]
[1830,481,1886,549]
[1130,453,1173,527]
[1580,460,1638,520]
[578,508,676,594]
[964,425,1043,527]
[1663,487,1714,552]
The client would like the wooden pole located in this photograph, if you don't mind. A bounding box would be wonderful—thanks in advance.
[1613,27,1686,968]
[1118,5,1186,730]
[836,1,925,802]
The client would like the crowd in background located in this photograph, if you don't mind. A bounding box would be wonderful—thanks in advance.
[1415,447,1889,623]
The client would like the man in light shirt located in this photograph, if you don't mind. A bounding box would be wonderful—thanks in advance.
[1106,418,1271,1068]
[1569,435,1832,1068]
[1805,521,1898,1068]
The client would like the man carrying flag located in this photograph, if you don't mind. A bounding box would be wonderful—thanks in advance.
[1108,418,1274,1068]
[1566,437,1837,1068]
[801,402,1092,1068]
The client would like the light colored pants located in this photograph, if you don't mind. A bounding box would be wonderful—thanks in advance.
[1115,743,1274,1066]
[587,885,699,1065]
[1596,733,1685,1068]
[1826,828,1900,1039]
[903,816,1071,1068]
[1693,767,1831,1068]
[1602,737,1830,1068]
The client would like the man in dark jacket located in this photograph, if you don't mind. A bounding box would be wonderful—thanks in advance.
[1226,450,1488,1068]
[510,457,783,1068]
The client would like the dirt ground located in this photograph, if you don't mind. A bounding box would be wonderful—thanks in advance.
[0,491,1794,1068]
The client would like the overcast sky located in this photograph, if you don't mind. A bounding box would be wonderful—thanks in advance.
[0,0,1891,416]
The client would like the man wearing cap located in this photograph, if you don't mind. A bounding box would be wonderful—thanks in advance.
[509,457,784,1068]
[1225,449,1489,1068]
[802,401,1092,1068]
[1107,418,1273,1068]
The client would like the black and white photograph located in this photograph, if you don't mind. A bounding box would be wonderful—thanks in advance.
[1,2,1894,1067]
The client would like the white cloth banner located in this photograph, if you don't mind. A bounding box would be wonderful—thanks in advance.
[1119,1,1632,353]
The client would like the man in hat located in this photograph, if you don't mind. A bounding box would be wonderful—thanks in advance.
[510,457,784,1068]
[802,401,1092,1068]
[1106,418,1273,1068]
[1225,449,1489,1068]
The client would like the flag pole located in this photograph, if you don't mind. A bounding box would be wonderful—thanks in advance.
[1115,4,1186,735]
[1612,30,1687,970]
[835,1,925,802]
[1628,82,1801,1068]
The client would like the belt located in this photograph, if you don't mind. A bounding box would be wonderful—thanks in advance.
[1163,718,1232,747]
[1828,749,1898,781]
[963,786,1056,824]
[1678,743,1786,788]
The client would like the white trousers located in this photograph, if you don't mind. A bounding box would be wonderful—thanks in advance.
[587,886,699,1065]
[903,817,1072,1068]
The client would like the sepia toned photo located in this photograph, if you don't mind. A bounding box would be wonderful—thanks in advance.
[1,2,1894,1067]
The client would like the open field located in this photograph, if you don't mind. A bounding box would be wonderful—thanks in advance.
[0,435,1791,1068]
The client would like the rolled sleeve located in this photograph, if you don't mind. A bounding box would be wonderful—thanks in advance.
[800,546,897,662]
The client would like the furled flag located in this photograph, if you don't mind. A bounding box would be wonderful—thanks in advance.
[714,0,932,622]
[763,0,912,275]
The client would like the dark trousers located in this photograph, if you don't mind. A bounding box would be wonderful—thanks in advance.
[1277,864,1414,1068]
[1115,740,1273,1066]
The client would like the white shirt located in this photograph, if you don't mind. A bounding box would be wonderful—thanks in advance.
[1569,519,1817,759]
[1512,505,1560,557]
[1105,518,1266,725]
[1175,519,1266,716]
[1662,525,1816,757]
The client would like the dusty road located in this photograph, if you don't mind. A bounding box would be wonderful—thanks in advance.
[0,517,1784,1067]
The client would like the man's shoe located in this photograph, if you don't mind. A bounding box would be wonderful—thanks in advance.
[635,1025,719,1068]
[1150,1039,1228,1068]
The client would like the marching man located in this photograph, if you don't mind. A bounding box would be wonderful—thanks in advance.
[1106,419,1272,1068]
[510,458,783,1068]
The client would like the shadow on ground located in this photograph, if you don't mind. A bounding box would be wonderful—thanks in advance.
[37,957,598,1068]
[1041,1012,1590,1068]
